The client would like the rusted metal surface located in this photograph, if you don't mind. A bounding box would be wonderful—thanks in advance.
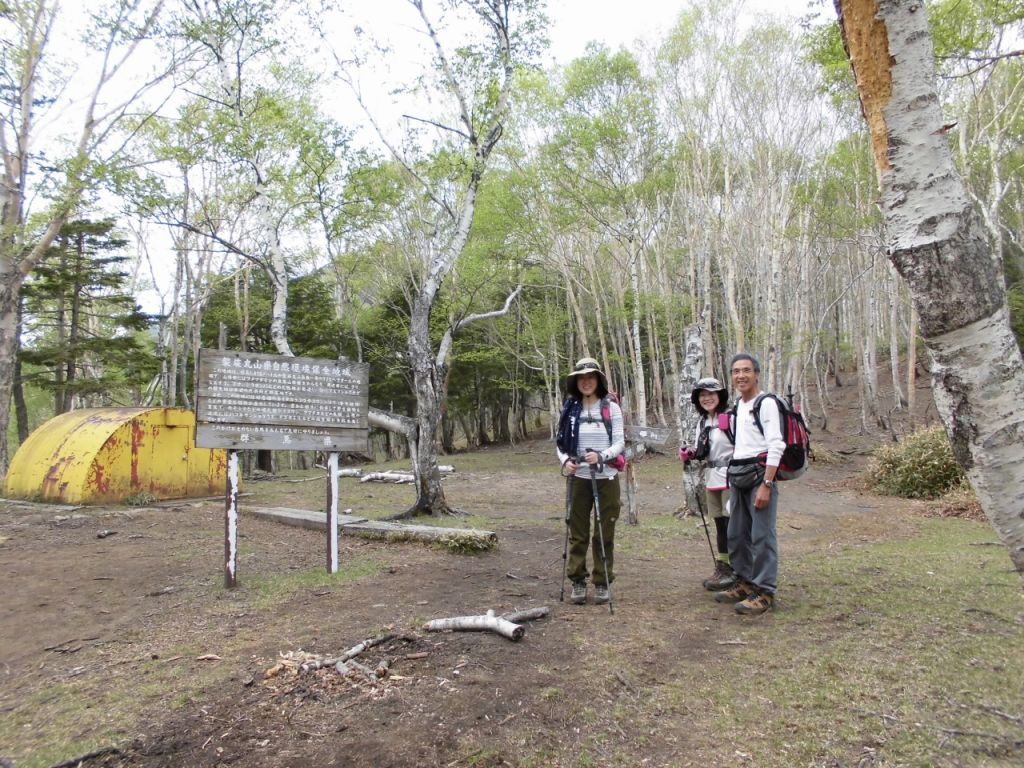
[5,408,229,504]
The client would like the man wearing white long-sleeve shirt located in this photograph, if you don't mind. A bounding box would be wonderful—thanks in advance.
[715,353,786,615]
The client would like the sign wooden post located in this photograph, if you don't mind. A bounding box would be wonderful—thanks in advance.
[195,350,369,588]
[224,450,240,588]
[327,452,340,573]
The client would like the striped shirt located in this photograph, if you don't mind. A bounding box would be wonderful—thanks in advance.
[556,399,625,479]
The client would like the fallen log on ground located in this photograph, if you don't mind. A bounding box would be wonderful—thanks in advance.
[358,466,455,483]
[424,609,533,641]
[501,606,550,623]
[360,471,415,484]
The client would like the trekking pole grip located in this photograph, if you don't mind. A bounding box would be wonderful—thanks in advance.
[582,448,604,474]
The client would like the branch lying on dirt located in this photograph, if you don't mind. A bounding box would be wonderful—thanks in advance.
[425,610,524,641]
[299,633,397,673]
[424,606,549,642]
[500,607,550,623]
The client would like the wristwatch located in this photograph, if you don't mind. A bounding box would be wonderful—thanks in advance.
[762,479,775,488]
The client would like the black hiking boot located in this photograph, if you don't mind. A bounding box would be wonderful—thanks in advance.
[702,560,736,592]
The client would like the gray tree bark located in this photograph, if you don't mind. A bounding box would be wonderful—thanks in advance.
[836,0,1024,574]
[678,323,705,517]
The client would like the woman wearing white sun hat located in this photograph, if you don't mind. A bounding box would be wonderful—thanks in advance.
[554,357,625,607]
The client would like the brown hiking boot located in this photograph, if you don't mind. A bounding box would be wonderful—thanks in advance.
[735,591,775,615]
[714,580,754,604]
[702,561,736,592]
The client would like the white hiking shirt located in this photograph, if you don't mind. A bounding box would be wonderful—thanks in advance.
[693,414,733,491]
[732,391,786,468]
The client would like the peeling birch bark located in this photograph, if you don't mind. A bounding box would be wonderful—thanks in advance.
[836,0,1024,574]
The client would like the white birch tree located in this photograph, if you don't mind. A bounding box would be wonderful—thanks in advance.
[331,0,541,515]
[835,0,1024,574]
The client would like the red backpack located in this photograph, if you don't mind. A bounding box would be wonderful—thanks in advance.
[726,393,810,480]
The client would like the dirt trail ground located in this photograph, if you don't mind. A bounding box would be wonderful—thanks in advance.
[1,391,1020,768]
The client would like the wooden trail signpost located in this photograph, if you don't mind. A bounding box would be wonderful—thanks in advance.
[195,349,370,588]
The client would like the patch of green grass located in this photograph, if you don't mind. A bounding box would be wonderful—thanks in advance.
[0,653,233,768]
[616,511,697,559]
[246,557,384,609]
[639,518,1023,767]
[420,512,496,530]
[540,686,562,701]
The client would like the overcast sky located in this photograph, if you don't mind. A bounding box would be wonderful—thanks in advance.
[545,0,825,64]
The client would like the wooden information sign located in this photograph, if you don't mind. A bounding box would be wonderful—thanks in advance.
[194,349,370,587]
[195,349,369,452]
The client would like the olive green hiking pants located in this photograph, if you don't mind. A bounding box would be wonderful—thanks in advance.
[565,474,620,587]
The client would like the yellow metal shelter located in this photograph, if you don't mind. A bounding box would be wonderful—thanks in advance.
[5,407,228,504]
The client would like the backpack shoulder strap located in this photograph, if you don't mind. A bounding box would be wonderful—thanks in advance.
[751,393,786,436]
[599,395,613,441]
[724,402,737,444]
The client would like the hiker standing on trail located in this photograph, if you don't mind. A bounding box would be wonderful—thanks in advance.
[555,357,625,606]
[715,353,786,615]
[679,378,735,592]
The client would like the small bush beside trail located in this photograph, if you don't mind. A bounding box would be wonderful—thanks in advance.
[867,425,966,499]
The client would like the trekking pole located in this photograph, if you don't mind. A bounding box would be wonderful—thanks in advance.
[559,463,574,603]
[686,459,718,566]
[585,450,614,615]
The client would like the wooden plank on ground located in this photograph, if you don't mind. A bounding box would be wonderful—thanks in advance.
[251,507,495,544]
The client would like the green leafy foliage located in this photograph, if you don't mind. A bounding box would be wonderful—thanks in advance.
[199,269,343,358]
[867,425,967,499]
[1007,281,1024,350]
[800,14,858,109]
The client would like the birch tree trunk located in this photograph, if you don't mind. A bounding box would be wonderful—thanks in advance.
[836,0,1024,574]
[677,323,705,517]
[629,241,648,426]
[345,0,527,516]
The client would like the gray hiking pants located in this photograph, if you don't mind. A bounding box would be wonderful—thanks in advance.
[727,483,779,594]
